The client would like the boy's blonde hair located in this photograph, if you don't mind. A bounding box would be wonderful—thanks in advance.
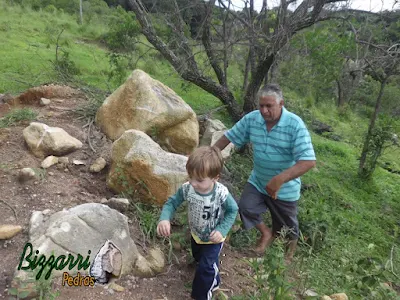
[186,146,223,179]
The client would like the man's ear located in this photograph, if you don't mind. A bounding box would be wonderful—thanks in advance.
[281,99,285,107]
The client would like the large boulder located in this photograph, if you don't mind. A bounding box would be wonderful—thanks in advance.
[22,204,138,278]
[95,69,199,155]
[107,130,188,206]
[23,122,82,158]
[13,204,165,291]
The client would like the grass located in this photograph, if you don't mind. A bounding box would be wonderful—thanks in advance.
[0,1,233,123]
[0,108,37,128]
[226,129,400,298]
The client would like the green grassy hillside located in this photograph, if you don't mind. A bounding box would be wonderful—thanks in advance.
[0,1,230,122]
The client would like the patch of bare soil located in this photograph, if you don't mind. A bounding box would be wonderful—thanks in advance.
[0,85,255,300]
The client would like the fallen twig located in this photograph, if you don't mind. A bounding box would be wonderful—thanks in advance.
[155,263,174,277]
[87,118,96,153]
[82,119,91,128]
[0,199,17,221]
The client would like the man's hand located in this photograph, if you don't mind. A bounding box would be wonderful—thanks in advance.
[266,175,285,199]
[209,230,223,243]
[157,220,171,237]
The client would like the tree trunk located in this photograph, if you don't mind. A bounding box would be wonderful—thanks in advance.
[127,0,346,122]
[243,54,275,113]
[182,72,242,121]
[79,0,83,24]
[358,79,387,176]
[242,50,251,91]
[336,79,345,107]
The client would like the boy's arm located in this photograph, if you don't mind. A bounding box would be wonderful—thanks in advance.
[159,187,185,222]
[214,194,239,237]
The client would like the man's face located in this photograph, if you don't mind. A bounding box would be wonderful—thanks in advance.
[259,95,283,123]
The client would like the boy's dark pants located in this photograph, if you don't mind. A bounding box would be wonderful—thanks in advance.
[191,237,223,300]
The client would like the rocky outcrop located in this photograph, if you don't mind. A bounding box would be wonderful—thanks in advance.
[107,130,188,206]
[95,69,199,155]
[22,204,138,278]
[12,204,165,295]
[200,119,234,159]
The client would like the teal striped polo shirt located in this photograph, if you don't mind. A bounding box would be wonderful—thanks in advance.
[225,107,316,201]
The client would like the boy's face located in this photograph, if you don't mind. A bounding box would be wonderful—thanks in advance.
[189,176,218,194]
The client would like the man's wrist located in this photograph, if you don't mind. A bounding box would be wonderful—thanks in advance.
[277,173,288,184]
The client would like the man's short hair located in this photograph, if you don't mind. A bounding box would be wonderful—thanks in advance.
[257,83,283,104]
[186,146,223,179]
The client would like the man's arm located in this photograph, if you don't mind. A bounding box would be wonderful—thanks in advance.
[279,160,316,183]
[214,135,231,151]
[266,160,316,199]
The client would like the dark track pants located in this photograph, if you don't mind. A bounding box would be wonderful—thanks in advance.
[191,237,223,300]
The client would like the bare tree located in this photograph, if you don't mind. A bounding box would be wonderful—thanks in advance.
[126,0,347,121]
[356,40,400,177]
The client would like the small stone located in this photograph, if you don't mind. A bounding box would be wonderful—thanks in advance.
[89,157,107,173]
[64,168,69,172]
[40,98,51,106]
[59,157,69,164]
[304,289,318,297]
[106,198,130,213]
[0,225,23,240]
[172,241,182,251]
[108,282,125,292]
[18,168,36,182]
[48,172,54,176]
[73,160,86,165]
[329,293,348,300]
[41,156,59,169]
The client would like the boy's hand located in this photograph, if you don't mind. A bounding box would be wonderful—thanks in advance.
[209,230,223,243]
[157,220,171,237]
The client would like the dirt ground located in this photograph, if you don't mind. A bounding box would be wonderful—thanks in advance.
[0,86,256,300]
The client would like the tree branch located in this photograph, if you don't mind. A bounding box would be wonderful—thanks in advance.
[202,0,227,86]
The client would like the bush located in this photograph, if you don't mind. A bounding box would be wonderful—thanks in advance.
[44,4,56,13]
[54,50,81,80]
[102,7,139,52]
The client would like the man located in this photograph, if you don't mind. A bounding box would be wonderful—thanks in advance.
[214,84,316,261]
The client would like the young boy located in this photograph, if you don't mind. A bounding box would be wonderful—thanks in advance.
[157,146,238,300]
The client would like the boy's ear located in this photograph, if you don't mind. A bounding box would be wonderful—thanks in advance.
[214,174,220,181]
